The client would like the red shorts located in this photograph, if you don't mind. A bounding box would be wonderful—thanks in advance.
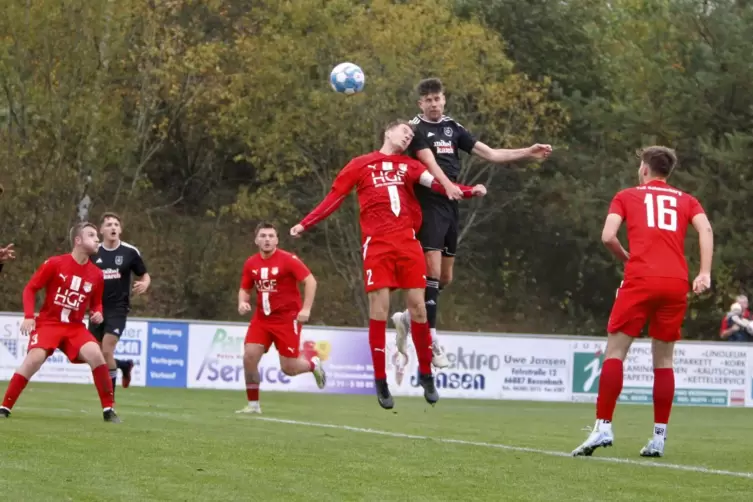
[27,324,97,363]
[607,277,690,342]
[245,316,302,358]
[362,231,426,293]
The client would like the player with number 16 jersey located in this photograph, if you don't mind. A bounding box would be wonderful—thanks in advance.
[572,146,713,460]
[606,178,705,341]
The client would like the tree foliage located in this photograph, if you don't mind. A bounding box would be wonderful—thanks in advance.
[1,0,751,339]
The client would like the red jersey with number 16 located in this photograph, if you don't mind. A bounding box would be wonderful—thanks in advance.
[23,254,105,326]
[240,249,311,321]
[608,180,705,281]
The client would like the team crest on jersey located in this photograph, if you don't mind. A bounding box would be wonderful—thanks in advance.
[398,163,408,172]
[115,256,123,266]
[83,282,92,293]
[271,267,279,276]
[444,127,453,137]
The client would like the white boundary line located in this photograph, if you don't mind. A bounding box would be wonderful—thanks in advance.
[10,404,753,480]
[255,417,753,480]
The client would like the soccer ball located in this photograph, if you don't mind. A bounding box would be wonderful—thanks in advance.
[329,62,365,95]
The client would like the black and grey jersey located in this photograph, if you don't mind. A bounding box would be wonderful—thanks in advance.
[93,241,147,312]
[408,115,477,210]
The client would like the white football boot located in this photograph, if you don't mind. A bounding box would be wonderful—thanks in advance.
[391,310,410,357]
[572,420,614,456]
[312,356,327,389]
[236,402,262,414]
[431,340,450,369]
[639,438,665,457]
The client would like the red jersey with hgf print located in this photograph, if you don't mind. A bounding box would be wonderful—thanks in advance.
[608,180,705,281]
[240,249,311,322]
[298,151,475,240]
[22,254,105,326]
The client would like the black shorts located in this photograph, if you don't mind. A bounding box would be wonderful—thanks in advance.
[89,312,128,342]
[417,205,459,257]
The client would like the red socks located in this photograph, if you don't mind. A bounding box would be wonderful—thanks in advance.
[92,364,115,409]
[4,367,116,412]
[594,359,675,425]
[410,320,433,375]
[246,383,260,402]
[369,319,387,380]
[596,358,623,421]
[2,373,29,410]
[653,368,675,423]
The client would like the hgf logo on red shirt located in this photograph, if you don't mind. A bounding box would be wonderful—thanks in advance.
[255,279,278,292]
[53,275,89,312]
[369,162,408,188]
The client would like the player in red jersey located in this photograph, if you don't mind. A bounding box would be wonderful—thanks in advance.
[572,146,713,458]
[0,222,120,423]
[290,119,486,409]
[235,222,326,414]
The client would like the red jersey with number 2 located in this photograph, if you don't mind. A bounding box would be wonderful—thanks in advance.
[23,254,105,326]
[240,249,311,322]
[608,180,705,281]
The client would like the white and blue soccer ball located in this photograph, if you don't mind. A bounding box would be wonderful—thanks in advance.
[329,62,365,95]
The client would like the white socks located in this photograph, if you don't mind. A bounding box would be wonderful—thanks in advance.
[653,423,667,443]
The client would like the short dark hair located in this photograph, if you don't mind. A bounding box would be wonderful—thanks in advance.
[417,78,443,97]
[99,212,122,226]
[637,146,677,177]
[70,222,98,247]
[255,222,277,237]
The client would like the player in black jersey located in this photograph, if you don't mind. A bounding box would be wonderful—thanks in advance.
[89,212,150,395]
[392,78,552,368]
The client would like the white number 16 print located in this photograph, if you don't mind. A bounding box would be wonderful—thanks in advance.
[644,193,677,231]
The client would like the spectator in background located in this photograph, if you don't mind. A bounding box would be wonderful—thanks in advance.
[720,295,752,342]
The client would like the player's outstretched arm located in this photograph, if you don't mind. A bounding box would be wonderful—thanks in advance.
[292,190,348,236]
[0,243,15,274]
[415,149,464,200]
[292,162,359,237]
[472,142,552,164]
[418,171,483,199]
[601,213,630,262]
[691,212,713,294]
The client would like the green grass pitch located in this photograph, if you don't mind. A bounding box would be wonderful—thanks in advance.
[1,383,751,501]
